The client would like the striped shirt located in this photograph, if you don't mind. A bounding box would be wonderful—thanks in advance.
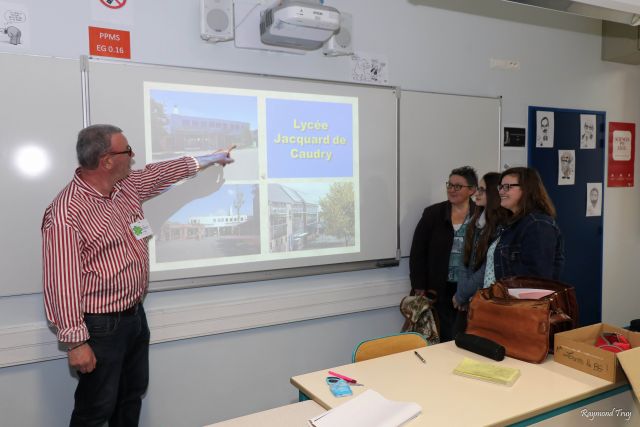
[42,157,198,343]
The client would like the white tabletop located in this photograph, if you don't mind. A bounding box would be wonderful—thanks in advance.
[291,341,625,427]
[205,400,324,427]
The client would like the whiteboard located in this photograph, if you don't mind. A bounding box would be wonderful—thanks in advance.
[0,53,499,297]
[86,59,399,290]
[0,53,83,296]
[399,91,501,256]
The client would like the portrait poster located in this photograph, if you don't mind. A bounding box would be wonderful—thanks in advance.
[608,122,635,187]
[558,149,575,185]
[586,183,602,217]
[536,111,554,148]
[580,114,596,149]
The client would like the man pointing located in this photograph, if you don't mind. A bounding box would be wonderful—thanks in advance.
[42,124,233,426]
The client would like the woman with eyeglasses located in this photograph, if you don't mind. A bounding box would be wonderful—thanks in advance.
[409,166,477,342]
[489,167,564,282]
[452,172,510,317]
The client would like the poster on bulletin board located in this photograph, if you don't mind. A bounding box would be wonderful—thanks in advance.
[607,122,635,187]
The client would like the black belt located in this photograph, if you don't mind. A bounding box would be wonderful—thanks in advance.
[85,303,139,317]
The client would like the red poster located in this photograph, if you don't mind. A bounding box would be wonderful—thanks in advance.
[88,26,131,59]
[608,122,635,187]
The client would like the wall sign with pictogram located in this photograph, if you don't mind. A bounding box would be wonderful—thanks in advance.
[100,0,127,9]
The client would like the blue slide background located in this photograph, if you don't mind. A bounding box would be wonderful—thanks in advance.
[266,99,354,178]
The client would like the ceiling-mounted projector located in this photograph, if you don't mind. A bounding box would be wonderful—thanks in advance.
[260,1,340,50]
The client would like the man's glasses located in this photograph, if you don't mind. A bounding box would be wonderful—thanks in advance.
[445,182,474,191]
[497,183,521,192]
[107,145,133,157]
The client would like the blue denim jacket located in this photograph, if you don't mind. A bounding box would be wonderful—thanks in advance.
[453,225,486,306]
[493,211,564,280]
[454,262,486,306]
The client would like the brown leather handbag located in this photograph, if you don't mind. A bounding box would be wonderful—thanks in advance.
[466,276,578,364]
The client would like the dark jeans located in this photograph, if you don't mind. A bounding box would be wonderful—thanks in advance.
[70,304,150,427]
[454,310,468,338]
[435,282,465,342]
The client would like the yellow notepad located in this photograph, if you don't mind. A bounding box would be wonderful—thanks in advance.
[453,357,520,386]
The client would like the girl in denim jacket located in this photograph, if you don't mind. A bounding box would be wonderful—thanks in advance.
[492,167,564,280]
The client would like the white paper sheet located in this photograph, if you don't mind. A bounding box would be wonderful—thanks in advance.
[308,389,421,427]
[580,114,596,149]
[558,149,575,185]
[508,288,555,299]
[586,182,602,217]
[536,111,554,148]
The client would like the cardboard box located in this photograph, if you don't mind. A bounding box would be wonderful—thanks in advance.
[554,323,640,400]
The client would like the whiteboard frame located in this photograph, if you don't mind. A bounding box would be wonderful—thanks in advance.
[84,57,400,292]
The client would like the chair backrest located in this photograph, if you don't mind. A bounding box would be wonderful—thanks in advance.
[352,332,428,363]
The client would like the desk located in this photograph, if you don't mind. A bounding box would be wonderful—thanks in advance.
[291,341,629,426]
[205,400,324,427]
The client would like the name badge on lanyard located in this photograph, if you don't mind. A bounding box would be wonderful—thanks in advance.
[130,218,153,240]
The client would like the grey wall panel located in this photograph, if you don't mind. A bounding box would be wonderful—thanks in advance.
[0,53,83,296]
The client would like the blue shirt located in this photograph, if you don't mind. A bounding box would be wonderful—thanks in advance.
[447,216,471,283]
[484,237,500,288]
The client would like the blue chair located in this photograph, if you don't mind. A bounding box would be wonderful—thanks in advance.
[352,332,428,363]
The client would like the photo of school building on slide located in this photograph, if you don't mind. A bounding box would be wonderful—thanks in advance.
[159,111,255,153]
[154,184,260,262]
[146,89,258,160]
[268,182,356,253]
[153,181,357,263]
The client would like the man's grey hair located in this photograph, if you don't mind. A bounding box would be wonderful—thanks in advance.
[76,124,123,169]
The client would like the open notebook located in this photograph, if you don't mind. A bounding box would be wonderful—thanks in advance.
[308,389,421,427]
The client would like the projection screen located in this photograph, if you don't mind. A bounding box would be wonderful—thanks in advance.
[87,60,398,290]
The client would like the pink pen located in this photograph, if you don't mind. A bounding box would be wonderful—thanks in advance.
[328,371,357,384]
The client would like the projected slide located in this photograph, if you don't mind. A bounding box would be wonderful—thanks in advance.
[144,82,360,272]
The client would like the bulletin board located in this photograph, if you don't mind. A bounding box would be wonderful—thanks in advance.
[528,106,606,326]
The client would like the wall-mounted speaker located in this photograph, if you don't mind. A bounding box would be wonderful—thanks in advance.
[323,12,353,57]
[201,0,234,42]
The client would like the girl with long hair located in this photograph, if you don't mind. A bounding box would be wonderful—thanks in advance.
[491,167,564,281]
[452,172,509,310]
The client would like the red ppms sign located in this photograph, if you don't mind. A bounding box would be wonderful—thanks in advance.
[88,26,131,59]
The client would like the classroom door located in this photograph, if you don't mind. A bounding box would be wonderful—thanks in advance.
[528,107,605,326]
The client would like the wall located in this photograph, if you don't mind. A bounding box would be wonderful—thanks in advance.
[0,306,402,427]
[1,0,639,425]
